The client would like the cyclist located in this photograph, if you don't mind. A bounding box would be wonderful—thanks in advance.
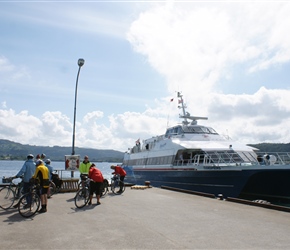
[79,155,92,185]
[31,160,50,213]
[13,154,36,207]
[45,159,53,180]
[45,159,53,198]
[111,165,126,193]
[40,153,46,161]
[88,164,104,205]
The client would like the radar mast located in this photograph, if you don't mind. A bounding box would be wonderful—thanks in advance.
[177,92,208,125]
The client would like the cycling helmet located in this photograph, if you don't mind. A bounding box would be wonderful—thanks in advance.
[41,153,46,159]
[45,159,51,164]
[36,160,43,166]
[27,154,34,159]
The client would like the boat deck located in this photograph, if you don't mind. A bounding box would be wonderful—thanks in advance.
[1,187,290,249]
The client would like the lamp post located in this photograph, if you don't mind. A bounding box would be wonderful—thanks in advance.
[72,58,85,155]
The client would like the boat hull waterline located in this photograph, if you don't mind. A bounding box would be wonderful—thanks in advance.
[123,166,290,201]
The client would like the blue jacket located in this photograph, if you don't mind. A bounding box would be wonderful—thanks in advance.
[45,163,54,181]
[16,159,36,183]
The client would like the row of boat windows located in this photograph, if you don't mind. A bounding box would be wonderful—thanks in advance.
[165,125,218,137]
[123,155,174,166]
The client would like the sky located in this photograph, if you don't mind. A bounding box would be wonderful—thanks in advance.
[1,0,290,153]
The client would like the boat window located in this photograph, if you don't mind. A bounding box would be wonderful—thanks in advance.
[237,151,258,163]
[182,126,219,134]
[204,151,245,164]
[146,155,174,165]
[183,126,201,133]
[207,127,218,134]
[183,126,211,134]
[200,127,211,133]
[165,126,183,137]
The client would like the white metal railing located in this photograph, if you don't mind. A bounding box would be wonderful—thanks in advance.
[173,152,290,166]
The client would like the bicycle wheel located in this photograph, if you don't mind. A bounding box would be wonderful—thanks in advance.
[15,186,23,199]
[74,188,89,208]
[18,192,41,218]
[111,180,121,194]
[48,182,56,198]
[101,179,109,197]
[77,181,83,190]
[0,187,15,210]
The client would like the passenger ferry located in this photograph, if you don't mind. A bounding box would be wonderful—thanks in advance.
[122,92,290,202]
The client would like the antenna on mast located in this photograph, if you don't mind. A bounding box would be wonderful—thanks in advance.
[177,91,208,125]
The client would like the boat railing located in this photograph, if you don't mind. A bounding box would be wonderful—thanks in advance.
[256,152,290,165]
[174,152,290,166]
[174,152,247,166]
[196,152,251,166]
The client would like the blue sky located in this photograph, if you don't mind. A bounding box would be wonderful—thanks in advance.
[1,1,290,152]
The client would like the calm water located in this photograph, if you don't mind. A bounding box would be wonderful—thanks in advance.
[0,160,116,184]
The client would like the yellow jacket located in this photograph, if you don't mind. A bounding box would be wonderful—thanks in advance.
[32,163,50,188]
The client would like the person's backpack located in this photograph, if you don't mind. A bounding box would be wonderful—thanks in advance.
[51,173,63,188]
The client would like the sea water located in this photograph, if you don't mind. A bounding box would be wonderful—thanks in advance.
[0,160,116,184]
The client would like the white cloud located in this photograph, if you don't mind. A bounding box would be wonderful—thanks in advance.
[0,109,42,140]
[127,2,290,91]
[1,86,290,151]
[207,87,290,144]
[1,101,7,109]
[0,56,31,85]
[0,56,14,72]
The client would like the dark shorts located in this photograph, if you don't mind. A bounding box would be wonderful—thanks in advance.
[89,181,102,196]
[40,187,48,195]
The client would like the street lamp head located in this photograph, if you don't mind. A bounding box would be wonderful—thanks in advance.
[78,58,85,67]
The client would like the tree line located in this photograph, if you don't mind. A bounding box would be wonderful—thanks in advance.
[0,139,124,162]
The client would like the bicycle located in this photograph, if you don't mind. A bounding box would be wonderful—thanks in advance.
[74,177,90,208]
[111,175,126,195]
[101,179,109,197]
[51,172,63,193]
[77,174,88,190]
[0,177,24,210]
[17,183,41,218]
[47,181,56,198]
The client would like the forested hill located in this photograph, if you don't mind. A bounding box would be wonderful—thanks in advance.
[247,143,290,152]
[0,139,124,162]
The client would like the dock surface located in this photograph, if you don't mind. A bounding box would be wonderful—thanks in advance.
[1,187,290,249]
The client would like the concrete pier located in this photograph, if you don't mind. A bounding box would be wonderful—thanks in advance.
[1,187,290,249]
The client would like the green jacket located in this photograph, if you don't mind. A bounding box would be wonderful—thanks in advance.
[79,161,92,174]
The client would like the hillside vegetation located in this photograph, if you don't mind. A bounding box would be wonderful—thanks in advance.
[0,139,124,162]
[247,143,290,152]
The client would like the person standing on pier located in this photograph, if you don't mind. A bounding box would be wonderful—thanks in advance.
[40,153,46,161]
[111,165,126,193]
[88,163,104,205]
[13,154,36,207]
[31,160,50,213]
[79,155,92,184]
[45,159,53,198]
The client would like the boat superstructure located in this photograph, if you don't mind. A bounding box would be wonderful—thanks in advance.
[122,92,290,202]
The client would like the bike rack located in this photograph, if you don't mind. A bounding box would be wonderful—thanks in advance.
[60,179,79,192]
